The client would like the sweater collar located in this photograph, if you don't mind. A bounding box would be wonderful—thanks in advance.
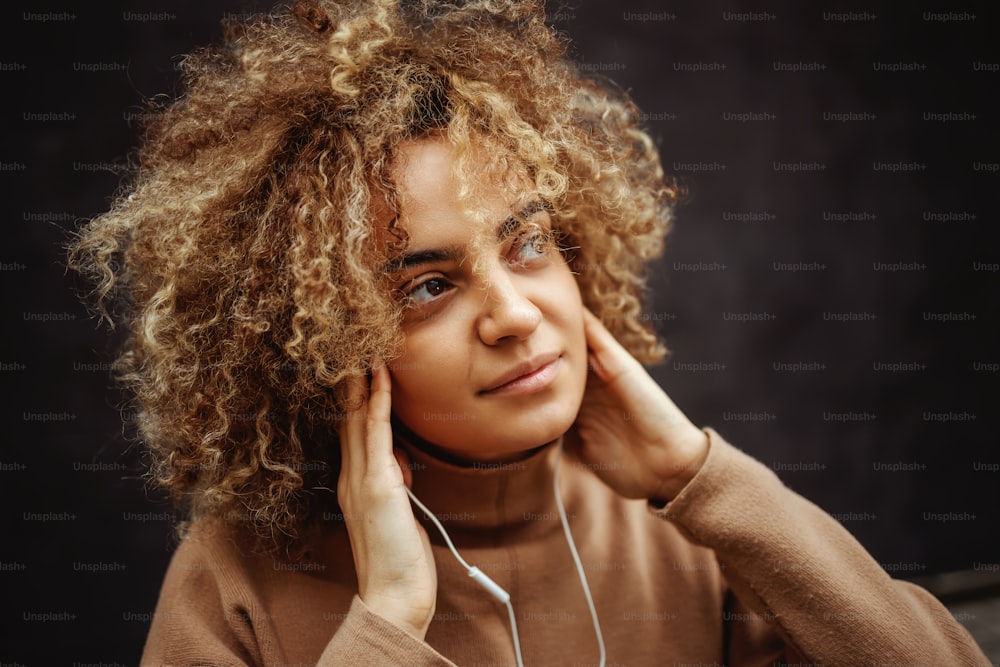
[398,435,563,532]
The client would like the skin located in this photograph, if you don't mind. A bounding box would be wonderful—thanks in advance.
[385,138,590,462]
[337,136,709,640]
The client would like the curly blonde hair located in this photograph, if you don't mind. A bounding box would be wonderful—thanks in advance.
[68,0,680,555]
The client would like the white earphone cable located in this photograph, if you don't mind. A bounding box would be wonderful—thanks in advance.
[554,440,606,667]
[404,440,605,667]
[406,486,525,667]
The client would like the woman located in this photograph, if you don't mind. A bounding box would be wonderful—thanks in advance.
[70,0,989,664]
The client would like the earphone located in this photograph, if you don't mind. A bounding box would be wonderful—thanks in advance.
[404,439,606,667]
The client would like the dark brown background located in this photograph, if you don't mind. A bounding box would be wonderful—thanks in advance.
[3,0,998,662]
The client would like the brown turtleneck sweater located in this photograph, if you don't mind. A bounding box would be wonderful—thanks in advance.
[141,428,989,665]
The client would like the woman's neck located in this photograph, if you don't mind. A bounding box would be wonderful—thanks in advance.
[389,414,554,467]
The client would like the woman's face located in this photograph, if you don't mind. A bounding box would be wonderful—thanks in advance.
[384,137,588,462]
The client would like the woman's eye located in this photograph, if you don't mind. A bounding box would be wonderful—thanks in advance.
[511,230,553,265]
[405,277,451,304]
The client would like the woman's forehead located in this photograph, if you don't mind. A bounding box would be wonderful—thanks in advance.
[387,137,536,234]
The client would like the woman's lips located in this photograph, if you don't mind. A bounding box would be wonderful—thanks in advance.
[480,357,561,397]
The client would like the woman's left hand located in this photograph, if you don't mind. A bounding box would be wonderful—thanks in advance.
[564,308,709,501]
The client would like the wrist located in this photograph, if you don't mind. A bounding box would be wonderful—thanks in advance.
[655,427,709,501]
[363,594,434,641]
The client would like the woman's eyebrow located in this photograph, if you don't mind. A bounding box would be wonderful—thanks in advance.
[382,199,548,274]
[385,246,465,273]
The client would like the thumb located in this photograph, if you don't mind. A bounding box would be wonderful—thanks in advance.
[393,446,414,489]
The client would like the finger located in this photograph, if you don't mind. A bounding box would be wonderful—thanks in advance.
[339,372,370,487]
[365,360,402,480]
[365,360,391,449]
[393,447,414,489]
[582,308,635,384]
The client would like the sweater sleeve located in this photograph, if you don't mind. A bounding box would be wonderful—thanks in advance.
[140,524,457,667]
[315,596,459,667]
[650,427,991,666]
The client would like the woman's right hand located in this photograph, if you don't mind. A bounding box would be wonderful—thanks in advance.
[337,361,438,640]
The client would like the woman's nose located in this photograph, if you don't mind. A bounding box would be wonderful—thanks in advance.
[474,263,543,345]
